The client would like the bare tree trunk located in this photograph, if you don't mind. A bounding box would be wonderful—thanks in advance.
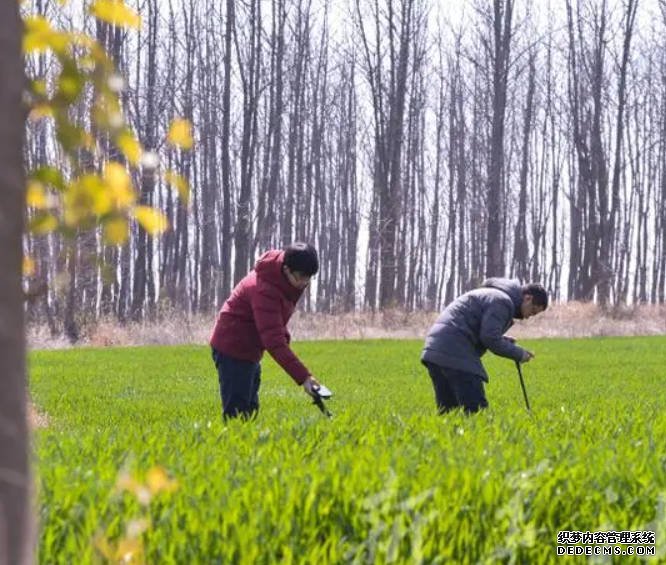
[566,0,596,300]
[485,0,513,277]
[220,0,234,299]
[131,0,159,320]
[380,0,414,308]
[469,61,486,286]
[313,63,329,310]
[364,194,380,310]
[427,51,444,309]
[175,1,194,311]
[454,51,469,298]
[602,0,638,304]
[256,0,286,252]
[198,0,220,313]
[356,0,416,308]
[656,65,666,303]
[512,49,536,282]
[234,0,261,283]
[0,5,31,563]
[628,91,648,304]
[27,33,58,331]
[283,1,310,247]
[444,51,458,304]
[96,20,125,318]
[63,242,79,341]
[340,57,359,311]
[159,3,179,308]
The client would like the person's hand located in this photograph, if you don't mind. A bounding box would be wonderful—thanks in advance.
[521,350,534,363]
[506,335,517,343]
[302,375,322,398]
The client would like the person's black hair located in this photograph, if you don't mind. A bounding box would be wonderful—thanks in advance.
[523,283,548,309]
[283,242,319,276]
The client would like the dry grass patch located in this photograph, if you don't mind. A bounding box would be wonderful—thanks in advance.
[29,402,49,429]
[291,302,666,340]
[26,302,666,349]
[509,301,666,339]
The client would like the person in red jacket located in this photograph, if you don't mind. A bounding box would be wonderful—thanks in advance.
[210,242,326,419]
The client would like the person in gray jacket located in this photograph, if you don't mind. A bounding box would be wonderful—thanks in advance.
[421,278,548,413]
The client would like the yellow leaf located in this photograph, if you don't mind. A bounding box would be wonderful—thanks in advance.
[22,16,68,54]
[68,32,98,51]
[56,121,90,151]
[117,131,143,166]
[28,104,54,122]
[29,213,58,235]
[103,162,135,209]
[115,537,144,563]
[90,0,141,30]
[63,206,83,228]
[164,170,189,204]
[146,467,168,493]
[103,216,129,245]
[31,166,65,191]
[56,76,84,105]
[23,256,36,277]
[69,174,110,217]
[26,181,47,209]
[146,466,178,495]
[31,79,48,97]
[167,118,193,150]
[134,206,168,235]
[23,16,51,33]
[93,534,115,560]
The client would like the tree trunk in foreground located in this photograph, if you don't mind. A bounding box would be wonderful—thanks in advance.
[0,3,32,564]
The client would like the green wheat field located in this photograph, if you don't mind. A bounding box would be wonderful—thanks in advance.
[30,337,666,563]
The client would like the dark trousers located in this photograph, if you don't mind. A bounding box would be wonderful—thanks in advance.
[425,363,488,414]
[212,348,261,420]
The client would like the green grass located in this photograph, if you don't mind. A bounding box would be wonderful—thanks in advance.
[30,337,666,564]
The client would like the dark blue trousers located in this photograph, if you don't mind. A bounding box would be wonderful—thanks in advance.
[425,363,488,414]
[211,348,261,420]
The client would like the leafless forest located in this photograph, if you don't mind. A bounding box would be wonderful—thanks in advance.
[23,0,666,340]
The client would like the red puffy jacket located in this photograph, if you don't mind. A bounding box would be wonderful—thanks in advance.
[209,250,311,384]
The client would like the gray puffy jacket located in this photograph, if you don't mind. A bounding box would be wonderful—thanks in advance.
[421,278,528,381]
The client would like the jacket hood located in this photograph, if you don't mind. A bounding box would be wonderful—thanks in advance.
[482,277,524,318]
[254,250,304,300]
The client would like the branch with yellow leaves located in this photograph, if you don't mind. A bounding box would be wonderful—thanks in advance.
[22,0,192,254]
